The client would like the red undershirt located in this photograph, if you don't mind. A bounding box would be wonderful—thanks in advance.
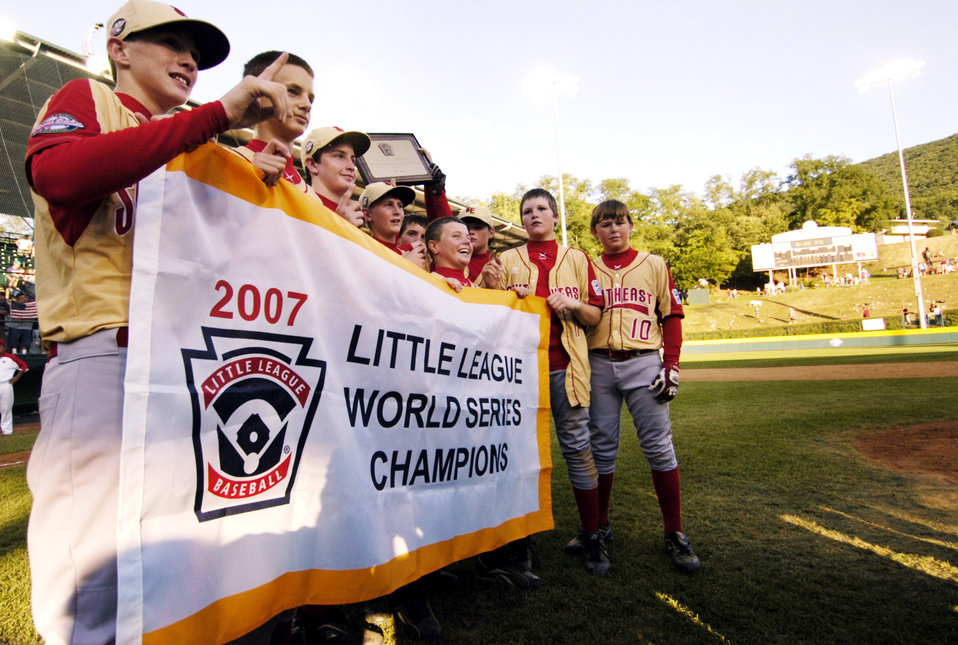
[433,266,473,287]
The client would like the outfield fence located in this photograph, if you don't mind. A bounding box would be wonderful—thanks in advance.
[685,326,958,354]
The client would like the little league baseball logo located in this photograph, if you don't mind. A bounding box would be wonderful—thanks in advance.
[183,327,326,522]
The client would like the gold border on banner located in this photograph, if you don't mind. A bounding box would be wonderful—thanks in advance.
[140,146,554,644]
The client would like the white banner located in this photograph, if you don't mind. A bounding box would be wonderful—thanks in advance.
[116,145,552,644]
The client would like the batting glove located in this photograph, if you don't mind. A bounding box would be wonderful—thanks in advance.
[426,163,446,196]
[649,362,680,403]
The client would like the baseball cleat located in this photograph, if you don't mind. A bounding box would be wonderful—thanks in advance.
[564,523,613,556]
[395,594,442,641]
[584,530,611,576]
[476,554,543,589]
[664,531,701,573]
[302,608,384,645]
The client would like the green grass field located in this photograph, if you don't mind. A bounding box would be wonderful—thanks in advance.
[1,350,956,643]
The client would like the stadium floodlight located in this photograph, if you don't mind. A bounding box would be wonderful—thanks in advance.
[85,54,110,77]
[855,59,925,90]
[0,16,16,42]
[855,59,927,329]
[526,66,580,246]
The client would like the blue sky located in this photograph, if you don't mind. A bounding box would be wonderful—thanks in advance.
[4,0,956,204]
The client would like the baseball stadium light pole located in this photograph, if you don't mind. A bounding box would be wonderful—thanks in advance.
[856,60,927,329]
[551,79,568,246]
[528,67,578,246]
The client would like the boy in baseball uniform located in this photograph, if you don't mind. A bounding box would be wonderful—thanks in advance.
[231,51,316,193]
[399,213,429,248]
[426,216,473,290]
[583,199,700,573]
[360,182,428,270]
[0,339,27,435]
[301,126,371,226]
[497,189,607,576]
[459,204,503,288]
[24,1,295,640]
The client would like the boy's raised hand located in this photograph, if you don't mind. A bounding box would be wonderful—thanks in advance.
[402,240,428,270]
[335,181,364,227]
[253,139,291,187]
[480,250,502,286]
[220,52,293,130]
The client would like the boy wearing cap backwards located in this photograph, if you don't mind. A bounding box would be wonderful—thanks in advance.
[495,188,608,576]
[359,182,428,270]
[301,126,371,226]
[231,51,315,192]
[23,1,295,641]
[581,199,700,573]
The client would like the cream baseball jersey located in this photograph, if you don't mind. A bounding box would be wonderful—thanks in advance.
[589,250,684,352]
[27,79,228,343]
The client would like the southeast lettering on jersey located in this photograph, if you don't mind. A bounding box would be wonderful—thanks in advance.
[346,324,523,384]
[603,286,653,315]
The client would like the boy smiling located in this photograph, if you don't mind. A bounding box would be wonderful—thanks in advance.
[24,1,294,641]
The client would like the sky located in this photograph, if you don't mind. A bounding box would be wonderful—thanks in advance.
[3,0,956,205]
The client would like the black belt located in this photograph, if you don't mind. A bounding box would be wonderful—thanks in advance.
[590,348,657,361]
[47,327,128,360]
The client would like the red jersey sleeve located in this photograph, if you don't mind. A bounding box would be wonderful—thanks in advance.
[424,189,453,222]
[585,258,604,308]
[26,80,229,208]
[661,315,682,365]
[660,266,683,364]
[4,353,28,371]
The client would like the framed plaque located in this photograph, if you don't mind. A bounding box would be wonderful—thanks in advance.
[356,133,434,184]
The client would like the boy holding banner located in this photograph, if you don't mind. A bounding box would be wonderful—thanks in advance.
[24,1,295,641]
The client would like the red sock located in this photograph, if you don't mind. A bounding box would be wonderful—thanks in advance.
[572,486,599,532]
[651,468,683,534]
[597,473,614,526]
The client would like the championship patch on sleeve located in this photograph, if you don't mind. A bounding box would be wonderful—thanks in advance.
[672,288,683,305]
[31,113,85,136]
[591,279,601,297]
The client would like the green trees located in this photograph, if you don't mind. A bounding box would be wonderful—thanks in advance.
[783,155,895,232]
[476,148,936,291]
[857,132,958,223]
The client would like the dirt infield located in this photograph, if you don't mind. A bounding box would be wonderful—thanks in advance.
[855,422,958,513]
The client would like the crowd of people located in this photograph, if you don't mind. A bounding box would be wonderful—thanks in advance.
[22,2,700,643]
